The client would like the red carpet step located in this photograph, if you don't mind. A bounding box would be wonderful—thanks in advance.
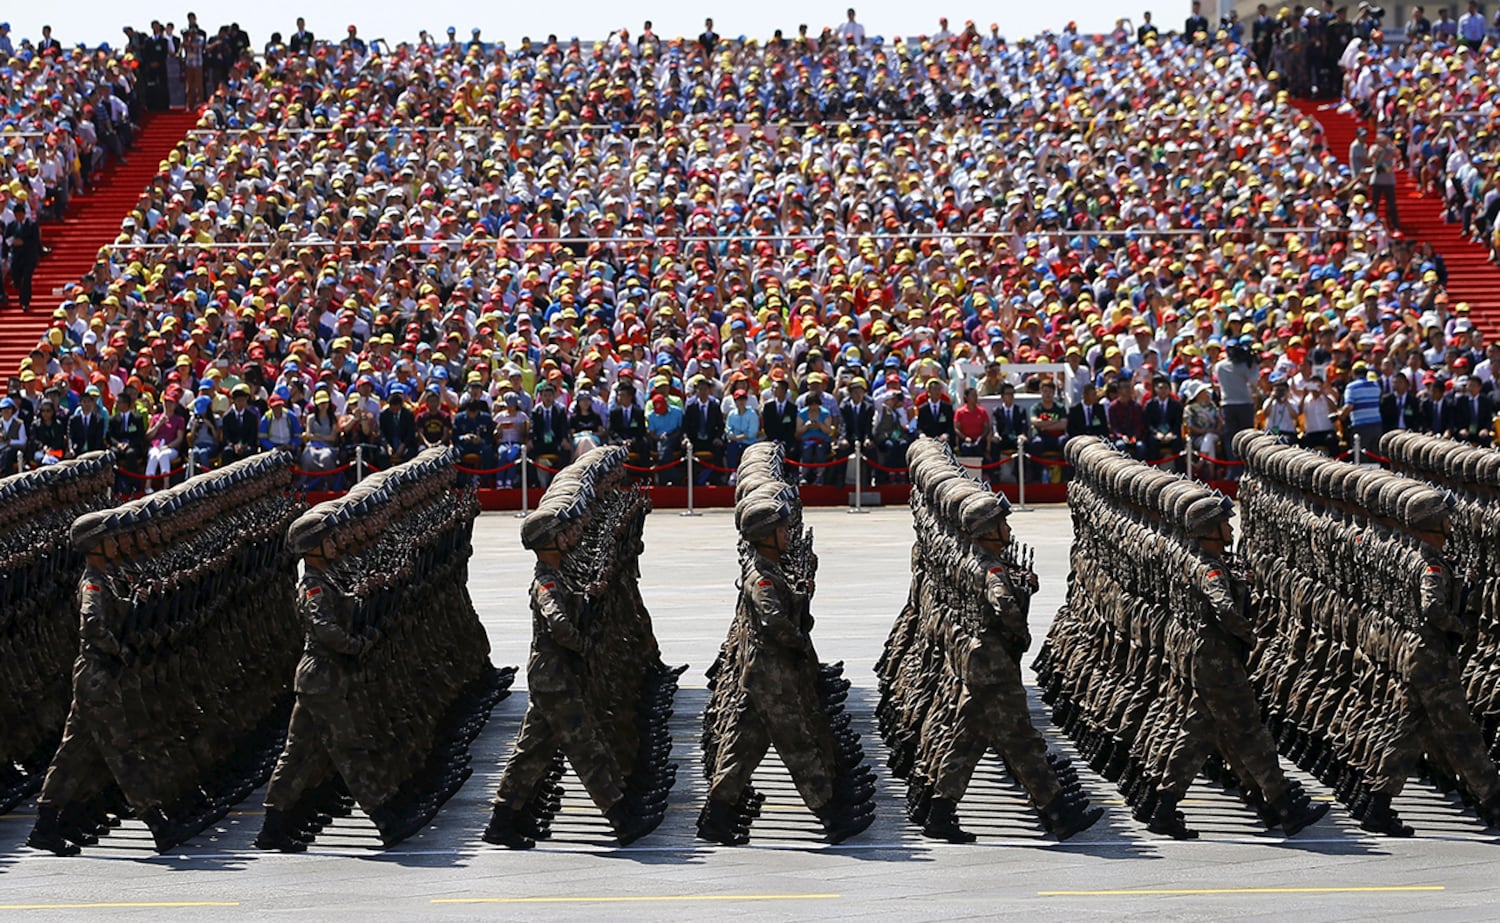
[1292,98,1500,339]
[0,108,201,375]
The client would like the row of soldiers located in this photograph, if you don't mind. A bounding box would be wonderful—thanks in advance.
[256,447,514,851]
[1236,430,1500,836]
[0,453,115,815]
[697,443,873,845]
[1380,432,1500,760]
[1035,437,1327,840]
[484,446,683,849]
[878,437,1101,842]
[28,452,306,855]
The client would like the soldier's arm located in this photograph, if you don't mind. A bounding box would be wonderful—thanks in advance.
[536,580,584,652]
[984,569,1030,649]
[303,585,371,657]
[748,576,806,649]
[79,579,121,656]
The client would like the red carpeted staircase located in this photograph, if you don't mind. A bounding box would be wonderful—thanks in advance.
[1292,98,1500,338]
[0,108,200,376]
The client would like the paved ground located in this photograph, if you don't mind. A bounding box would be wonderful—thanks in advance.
[1,505,1497,921]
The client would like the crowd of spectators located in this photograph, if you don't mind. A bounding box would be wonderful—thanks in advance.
[0,10,1496,493]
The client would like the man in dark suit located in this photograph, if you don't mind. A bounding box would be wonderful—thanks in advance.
[1067,383,1112,438]
[37,25,61,54]
[1379,372,1422,434]
[916,380,954,442]
[838,378,876,485]
[1143,375,1185,462]
[288,17,315,52]
[1443,375,1496,444]
[681,376,725,483]
[760,376,800,461]
[1417,376,1446,433]
[991,383,1029,459]
[67,387,108,456]
[220,383,263,464]
[608,381,649,460]
[6,207,42,311]
[528,380,571,481]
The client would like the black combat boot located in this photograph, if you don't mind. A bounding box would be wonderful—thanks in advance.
[27,807,81,856]
[1272,790,1329,837]
[697,798,749,845]
[1042,792,1105,841]
[605,800,659,846]
[818,802,876,844]
[1475,792,1500,828]
[919,797,975,843]
[254,808,309,852]
[481,804,536,849]
[1359,792,1413,837]
[1146,793,1197,839]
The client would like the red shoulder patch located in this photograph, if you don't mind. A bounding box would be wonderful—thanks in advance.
[1206,570,1222,580]
[988,567,1005,575]
[1426,566,1444,574]
[84,584,101,592]
[539,582,556,591]
[757,579,775,587]
[306,586,322,598]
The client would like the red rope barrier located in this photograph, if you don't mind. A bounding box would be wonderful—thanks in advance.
[1032,455,1071,468]
[1146,453,1185,467]
[1362,450,1391,464]
[784,454,852,469]
[622,458,685,473]
[532,459,562,474]
[454,459,521,476]
[864,459,908,474]
[1194,455,1245,467]
[290,462,355,477]
[963,453,1018,470]
[116,465,188,480]
[695,458,739,474]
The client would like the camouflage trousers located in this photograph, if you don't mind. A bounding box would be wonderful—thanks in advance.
[494,688,625,814]
[932,658,1061,808]
[707,650,835,811]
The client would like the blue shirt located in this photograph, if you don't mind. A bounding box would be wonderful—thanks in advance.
[647,404,683,438]
[726,406,759,442]
[1344,377,1382,428]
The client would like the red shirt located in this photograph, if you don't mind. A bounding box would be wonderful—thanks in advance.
[955,403,989,441]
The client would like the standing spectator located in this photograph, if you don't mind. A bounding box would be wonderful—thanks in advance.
[1380,372,1422,433]
[1342,362,1384,453]
[6,207,41,312]
[0,397,25,474]
[1368,130,1400,229]
[288,17,315,53]
[698,18,719,56]
[1138,11,1160,43]
[220,384,261,464]
[144,389,186,492]
[1459,1,1488,51]
[838,8,866,46]
[1215,339,1259,467]
[182,15,206,109]
[1299,376,1339,453]
[67,387,107,457]
[1185,1,1210,40]
[1262,374,1300,441]
[837,378,876,472]
[724,388,761,472]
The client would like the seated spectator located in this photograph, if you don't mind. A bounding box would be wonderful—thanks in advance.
[760,377,800,463]
[872,386,914,484]
[1143,376,1185,464]
[795,392,839,486]
[259,394,302,453]
[28,398,67,467]
[1183,381,1226,477]
[567,387,606,454]
[1380,372,1422,433]
[187,395,221,471]
[144,388,186,492]
[1028,380,1070,475]
[0,397,26,474]
[529,381,570,486]
[724,387,760,474]
[67,387,107,457]
[494,391,528,487]
[645,392,684,485]
[380,390,418,466]
[683,375,725,485]
[415,389,452,451]
[299,392,342,488]
[1068,384,1112,441]
[220,384,261,465]
[1444,374,1496,444]
[608,382,650,463]
[108,390,148,478]
[953,386,992,460]
[916,380,954,444]
[838,378,876,484]
[991,383,1029,480]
